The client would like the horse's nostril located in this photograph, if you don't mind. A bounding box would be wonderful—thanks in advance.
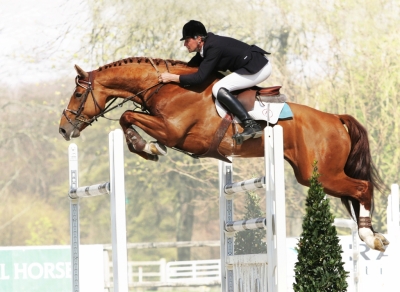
[59,128,66,135]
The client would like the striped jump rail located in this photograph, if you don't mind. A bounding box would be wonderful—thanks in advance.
[225,217,266,232]
[224,176,265,195]
[69,182,110,199]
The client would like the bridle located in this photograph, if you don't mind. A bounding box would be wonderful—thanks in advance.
[62,73,100,128]
[62,58,169,130]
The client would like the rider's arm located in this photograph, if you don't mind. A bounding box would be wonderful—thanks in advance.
[178,47,221,86]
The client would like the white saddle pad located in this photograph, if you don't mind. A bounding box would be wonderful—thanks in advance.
[216,100,285,124]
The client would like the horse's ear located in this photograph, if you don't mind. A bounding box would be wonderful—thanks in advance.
[74,64,89,78]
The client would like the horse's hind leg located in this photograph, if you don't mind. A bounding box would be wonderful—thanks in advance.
[317,174,389,252]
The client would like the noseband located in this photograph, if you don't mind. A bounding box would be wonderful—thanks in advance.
[62,58,168,130]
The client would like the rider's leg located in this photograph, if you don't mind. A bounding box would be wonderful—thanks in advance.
[212,61,271,143]
[216,87,263,141]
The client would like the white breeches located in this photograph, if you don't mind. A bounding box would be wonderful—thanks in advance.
[212,61,272,97]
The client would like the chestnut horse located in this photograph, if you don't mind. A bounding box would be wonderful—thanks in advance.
[59,57,389,251]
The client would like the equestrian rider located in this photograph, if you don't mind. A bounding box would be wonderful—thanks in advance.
[160,20,272,143]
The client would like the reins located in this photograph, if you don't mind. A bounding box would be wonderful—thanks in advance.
[63,57,169,128]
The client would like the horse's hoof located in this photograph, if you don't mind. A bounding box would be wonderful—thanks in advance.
[360,228,389,252]
[375,233,390,246]
[149,141,167,156]
[373,237,387,252]
[147,154,159,161]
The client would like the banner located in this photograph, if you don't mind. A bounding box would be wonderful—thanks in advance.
[0,245,104,292]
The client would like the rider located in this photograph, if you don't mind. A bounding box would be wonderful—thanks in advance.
[160,20,272,143]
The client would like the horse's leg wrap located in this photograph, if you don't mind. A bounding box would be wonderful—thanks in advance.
[359,217,372,228]
[125,128,147,152]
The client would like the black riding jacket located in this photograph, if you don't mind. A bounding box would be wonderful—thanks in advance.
[179,32,269,86]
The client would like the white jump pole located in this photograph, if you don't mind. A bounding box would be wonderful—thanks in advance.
[219,125,287,292]
[68,144,79,292]
[68,129,129,292]
[386,184,399,291]
[265,125,287,292]
[108,130,129,292]
[333,218,359,292]
[387,184,399,237]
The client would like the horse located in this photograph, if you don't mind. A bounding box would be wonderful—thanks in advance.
[59,56,389,252]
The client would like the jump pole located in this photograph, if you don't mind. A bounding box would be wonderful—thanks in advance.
[333,218,359,292]
[68,129,129,292]
[219,125,287,292]
[387,184,400,288]
[387,184,399,238]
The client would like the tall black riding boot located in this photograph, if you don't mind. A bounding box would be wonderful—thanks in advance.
[217,88,263,144]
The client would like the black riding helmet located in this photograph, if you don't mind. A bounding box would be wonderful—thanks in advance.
[180,20,207,41]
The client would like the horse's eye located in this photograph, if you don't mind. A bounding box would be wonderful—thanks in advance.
[75,92,82,98]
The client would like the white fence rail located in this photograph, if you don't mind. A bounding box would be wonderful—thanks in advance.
[107,259,221,288]
[166,259,221,282]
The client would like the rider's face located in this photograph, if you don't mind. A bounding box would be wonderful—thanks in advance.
[183,37,202,53]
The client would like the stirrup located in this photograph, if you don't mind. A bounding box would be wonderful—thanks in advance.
[232,122,263,145]
[232,131,263,145]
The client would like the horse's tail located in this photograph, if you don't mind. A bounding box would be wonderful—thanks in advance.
[339,114,385,224]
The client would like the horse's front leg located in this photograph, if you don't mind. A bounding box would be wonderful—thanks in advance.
[119,111,168,159]
[126,138,158,161]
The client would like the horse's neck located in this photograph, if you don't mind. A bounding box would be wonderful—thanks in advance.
[97,65,157,95]
[96,62,215,107]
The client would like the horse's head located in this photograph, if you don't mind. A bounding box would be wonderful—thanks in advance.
[59,57,210,141]
[59,65,107,140]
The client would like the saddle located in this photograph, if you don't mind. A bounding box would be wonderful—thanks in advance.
[200,86,287,162]
[232,86,286,112]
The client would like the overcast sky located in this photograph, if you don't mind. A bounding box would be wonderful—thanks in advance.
[0,0,89,84]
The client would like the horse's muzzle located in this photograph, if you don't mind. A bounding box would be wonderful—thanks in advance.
[59,126,80,141]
